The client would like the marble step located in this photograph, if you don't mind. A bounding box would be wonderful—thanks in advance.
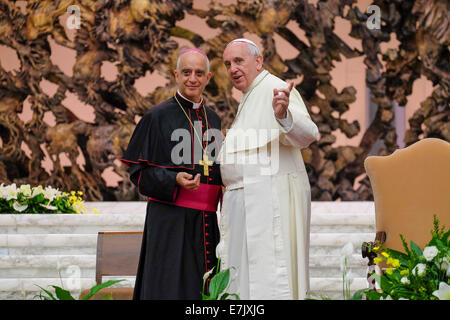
[0,214,145,234]
[0,212,374,234]
[0,234,97,255]
[0,232,375,256]
[0,253,371,279]
[81,201,375,216]
[0,276,368,300]
[0,255,95,278]
[310,213,375,233]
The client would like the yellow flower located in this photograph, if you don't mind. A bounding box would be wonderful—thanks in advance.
[400,269,409,275]
[382,252,390,258]
[391,259,401,268]
[374,257,383,264]
[77,191,83,196]
[385,268,394,275]
[93,208,99,214]
[386,257,400,267]
[373,246,380,251]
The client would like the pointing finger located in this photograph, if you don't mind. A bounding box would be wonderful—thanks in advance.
[288,82,294,92]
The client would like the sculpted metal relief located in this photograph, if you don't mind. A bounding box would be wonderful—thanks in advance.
[0,0,448,201]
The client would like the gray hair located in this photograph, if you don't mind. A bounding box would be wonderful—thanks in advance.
[226,38,262,57]
[176,49,210,73]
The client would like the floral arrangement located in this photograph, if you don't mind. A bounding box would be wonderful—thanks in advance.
[0,183,97,214]
[308,215,449,301]
[364,215,449,300]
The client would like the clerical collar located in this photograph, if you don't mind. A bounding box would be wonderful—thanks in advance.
[244,69,269,94]
[176,91,203,109]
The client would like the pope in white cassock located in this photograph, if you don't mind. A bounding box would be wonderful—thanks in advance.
[217,39,319,299]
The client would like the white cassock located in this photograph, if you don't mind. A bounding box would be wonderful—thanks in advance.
[217,70,319,300]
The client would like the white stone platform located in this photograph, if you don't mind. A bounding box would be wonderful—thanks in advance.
[0,201,376,300]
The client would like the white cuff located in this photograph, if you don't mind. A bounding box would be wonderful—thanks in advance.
[276,110,293,132]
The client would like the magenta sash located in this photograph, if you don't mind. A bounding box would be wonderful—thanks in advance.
[149,183,221,212]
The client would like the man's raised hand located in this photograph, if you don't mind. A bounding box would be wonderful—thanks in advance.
[272,82,294,119]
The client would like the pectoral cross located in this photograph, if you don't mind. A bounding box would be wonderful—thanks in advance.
[199,152,213,176]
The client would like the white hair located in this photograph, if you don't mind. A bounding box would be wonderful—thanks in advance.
[176,50,210,73]
[226,38,262,57]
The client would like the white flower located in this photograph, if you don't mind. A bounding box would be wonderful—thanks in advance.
[412,263,426,277]
[341,242,354,257]
[340,242,354,271]
[19,184,32,197]
[400,277,410,284]
[216,240,225,259]
[39,203,58,211]
[31,185,44,198]
[13,202,28,212]
[43,186,60,202]
[435,256,450,276]
[380,295,392,300]
[423,246,439,261]
[432,282,450,300]
[203,267,215,282]
[3,183,18,201]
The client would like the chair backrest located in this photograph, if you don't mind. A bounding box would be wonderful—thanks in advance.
[364,138,450,252]
[96,231,143,285]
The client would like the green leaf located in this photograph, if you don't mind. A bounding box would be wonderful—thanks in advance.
[364,290,383,300]
[80,280,125,300]
[410,241,423,257]
[220,293,240,300]
[386,248,409,266]
[400,234,412,257]
[208,269,230,300]
[442,229,450,243]
[35,285,57,300]
[52,285,75,300]
[350,289,366,300]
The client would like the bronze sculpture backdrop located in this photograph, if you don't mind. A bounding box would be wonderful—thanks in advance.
[0,0,448,201]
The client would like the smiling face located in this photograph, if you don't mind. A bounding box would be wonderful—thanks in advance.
[174,51,212,102]
[222,41,263,92]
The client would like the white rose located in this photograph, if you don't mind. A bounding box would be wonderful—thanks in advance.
[400,277,410,284]
[423,246,439,261]
[412,263,426,277]
[435,256,449,273]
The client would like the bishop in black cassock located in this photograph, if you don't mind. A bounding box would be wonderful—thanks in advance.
[120,49,222,300]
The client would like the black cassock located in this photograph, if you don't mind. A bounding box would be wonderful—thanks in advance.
[121,92,222,300]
